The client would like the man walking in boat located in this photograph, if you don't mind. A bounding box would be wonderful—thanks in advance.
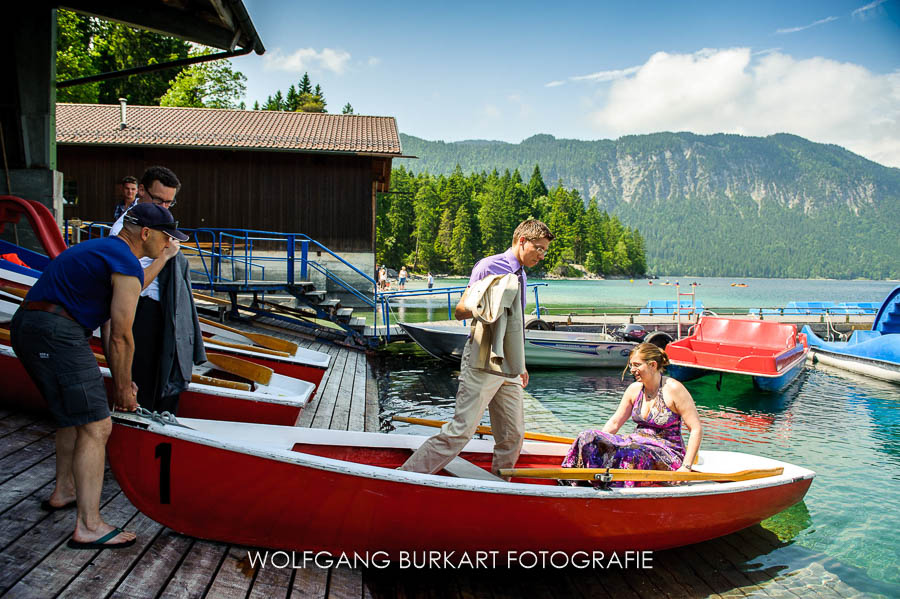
[399,219,553,477]
[10,203,188,549]
[109,166,206,414]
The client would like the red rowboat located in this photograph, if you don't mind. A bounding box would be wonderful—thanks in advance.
[0,269,329,393]
[665,317,809,392]
[0,343,314,425]
[108,412,815,556]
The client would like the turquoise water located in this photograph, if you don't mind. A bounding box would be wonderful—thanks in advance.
[379,276,898,323]
[374,277,900,593]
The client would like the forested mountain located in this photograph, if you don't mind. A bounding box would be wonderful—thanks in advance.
[379,168,646,277]
[396,133,900,279]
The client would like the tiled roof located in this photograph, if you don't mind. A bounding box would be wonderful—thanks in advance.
[55,103,402,156]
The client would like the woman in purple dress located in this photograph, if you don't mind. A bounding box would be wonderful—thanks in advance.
[562,343,703,486]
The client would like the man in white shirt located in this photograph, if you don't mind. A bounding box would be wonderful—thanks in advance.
[109,166,195,412]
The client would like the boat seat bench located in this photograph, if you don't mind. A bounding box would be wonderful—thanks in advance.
[443,457,507,482]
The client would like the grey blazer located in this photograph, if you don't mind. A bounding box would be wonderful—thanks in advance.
[157,252,206,397]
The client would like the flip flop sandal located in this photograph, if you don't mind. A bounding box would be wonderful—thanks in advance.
[67,527,136,550]
[40,499,77,512]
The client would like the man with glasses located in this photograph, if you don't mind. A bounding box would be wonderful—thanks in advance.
[399,219,554,477]
[110,166,206,413]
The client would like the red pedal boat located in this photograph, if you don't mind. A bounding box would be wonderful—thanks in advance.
[108,411,815,556]
[665,317,809,392]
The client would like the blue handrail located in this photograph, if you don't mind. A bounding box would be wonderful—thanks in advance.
[375,282,548,340]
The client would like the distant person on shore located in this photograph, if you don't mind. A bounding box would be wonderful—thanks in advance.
[399,219,554,477]
[112,176,138,221]
[561,343,702,487]
[398,266,408,290]
[378,265,387,291]
[427,272,434,289]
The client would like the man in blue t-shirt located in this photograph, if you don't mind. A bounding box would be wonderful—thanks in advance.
[10,203,186,550]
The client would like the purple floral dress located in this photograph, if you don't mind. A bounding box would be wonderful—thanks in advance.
[561,378,686,487]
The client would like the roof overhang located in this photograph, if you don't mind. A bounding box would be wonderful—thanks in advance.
[58,0,265,55]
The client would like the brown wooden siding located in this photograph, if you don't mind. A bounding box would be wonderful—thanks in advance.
[57,146,380,252]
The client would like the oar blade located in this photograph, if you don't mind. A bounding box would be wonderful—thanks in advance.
[391,415,574,445]
[205,352,274,386]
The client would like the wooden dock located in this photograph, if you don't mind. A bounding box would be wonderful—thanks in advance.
[0,335,885,598]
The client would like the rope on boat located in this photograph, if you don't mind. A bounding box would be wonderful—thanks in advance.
[134,407,187,427]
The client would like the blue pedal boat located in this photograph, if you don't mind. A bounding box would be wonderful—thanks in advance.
[802,285,900,384]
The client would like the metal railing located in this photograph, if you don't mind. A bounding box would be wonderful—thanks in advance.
[374,282,548,340]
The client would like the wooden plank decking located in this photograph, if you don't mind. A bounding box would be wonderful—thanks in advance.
[0,332,885,598]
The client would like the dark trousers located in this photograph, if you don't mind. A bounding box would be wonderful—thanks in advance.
[132,296,180,414]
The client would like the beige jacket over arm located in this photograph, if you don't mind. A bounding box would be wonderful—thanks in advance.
[463,273,525,376]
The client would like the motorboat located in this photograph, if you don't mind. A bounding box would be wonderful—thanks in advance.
[802,285,900,384]
[400,321,639,368]
[108,410,815,556]
[665,317,808,392]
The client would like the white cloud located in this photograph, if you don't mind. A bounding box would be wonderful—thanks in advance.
[853,0,887,17]
[483,104,501,118]
[775,15,839,34]
[263,47,352,74]
[588,48,900,167]
[367,57,381,67]
[544,80,566,88]
[508,94,532,117]
[571,66,641,82]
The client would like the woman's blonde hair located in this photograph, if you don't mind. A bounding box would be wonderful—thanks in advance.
[621,342,670,380]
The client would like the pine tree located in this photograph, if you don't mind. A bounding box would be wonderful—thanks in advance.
[286,84,299,111]
[450,204,476,273]
[299,73,312,94]
[342,103,354,114]
[526,165,549,202]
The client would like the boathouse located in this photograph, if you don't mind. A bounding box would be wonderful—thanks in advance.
[55,103,402,261]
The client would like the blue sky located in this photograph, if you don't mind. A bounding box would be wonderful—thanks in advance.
[237,0,900,166]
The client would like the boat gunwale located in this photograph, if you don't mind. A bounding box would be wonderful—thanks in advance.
[112,412,816,500]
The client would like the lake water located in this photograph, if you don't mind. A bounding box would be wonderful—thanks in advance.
[378,276,898,324]
[373,277,900,596]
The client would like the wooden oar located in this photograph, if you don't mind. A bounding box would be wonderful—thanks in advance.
[392,415,575,445]
[0,284,28,299]
[205,352,273,386]
[190,374,252,391]
[498,466,784,483]
[0,328,9,342]
[204,337,291,357]
[198,316,299,354]
[92,351,253,392]
[192,292,232,306]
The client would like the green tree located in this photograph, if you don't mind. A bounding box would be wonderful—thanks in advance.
[56,9,99,103]
[476,190,509,256]
[526,164,548,202]
[433,207,455,272]
[299,73,313,94]
[56,9,191,105]
[286,84,299,111]
[450,204,476,273]
[412,183,442,269]
[91,18,191,104]
[342,103,354,114]
[160,46,247,109]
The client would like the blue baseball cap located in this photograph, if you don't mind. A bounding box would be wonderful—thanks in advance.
[124,203,189,241]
